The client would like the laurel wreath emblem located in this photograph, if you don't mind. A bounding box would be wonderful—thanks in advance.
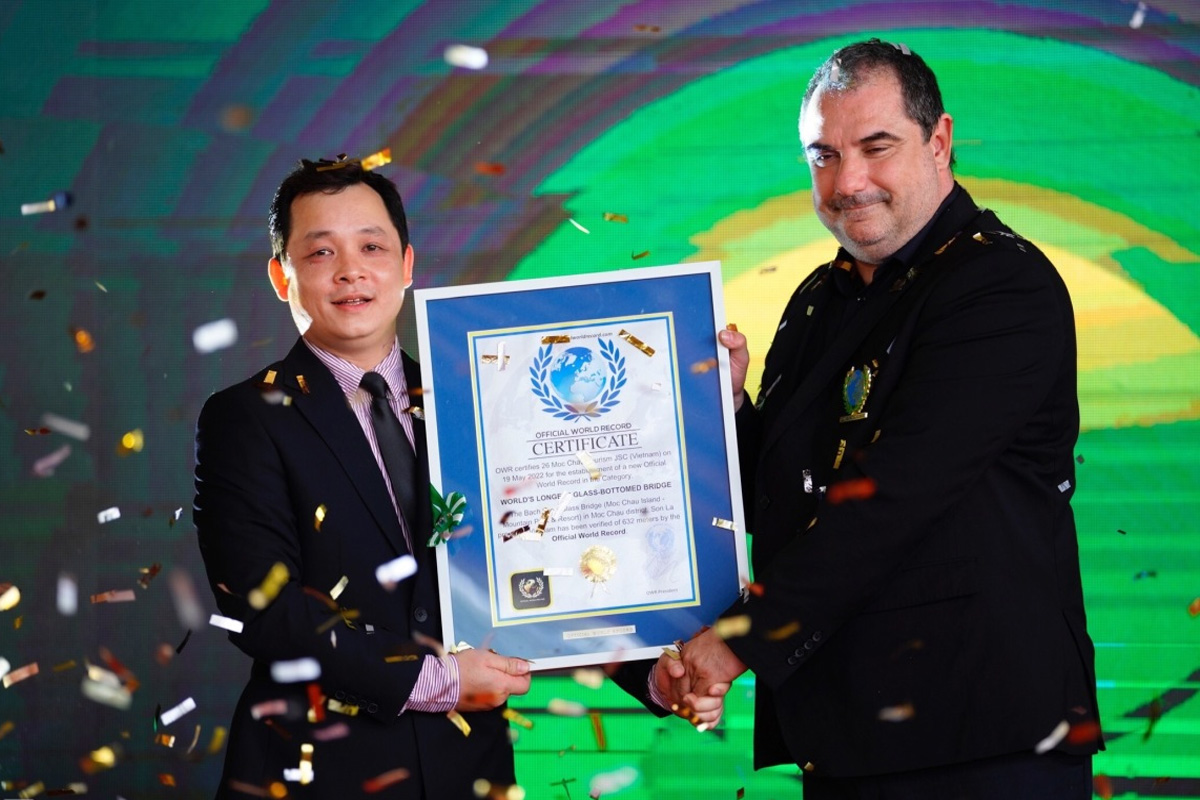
[530,338,626,422]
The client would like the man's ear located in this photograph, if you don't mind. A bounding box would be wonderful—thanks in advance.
[402,244,415,290]
[930,113,954,169]
[268,257,290,301]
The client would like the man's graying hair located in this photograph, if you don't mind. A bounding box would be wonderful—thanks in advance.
[802,39,947,143]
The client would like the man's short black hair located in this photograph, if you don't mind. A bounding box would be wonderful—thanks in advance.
[268,159,410,261]
[803,38,947,142]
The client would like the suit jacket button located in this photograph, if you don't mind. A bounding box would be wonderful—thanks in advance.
[414,607,429,622]
[757,495,771,511]
[803,641,814,650]
[334,690,345,701]
[367,703,379,714]
[786,656,798,666]
[812,631,823,641]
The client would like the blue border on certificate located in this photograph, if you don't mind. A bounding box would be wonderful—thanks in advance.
[415,262,747,669]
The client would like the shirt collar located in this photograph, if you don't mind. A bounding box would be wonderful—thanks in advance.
[302,337,407,400]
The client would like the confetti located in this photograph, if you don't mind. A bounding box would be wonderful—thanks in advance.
[359,148,392,172]
[765,620,801,641]
[160,774,176,787]
[1130,0,1147,28]
[21,190,72,215]
[827,477,877,504]
[634,24,661,32]
[576,451,601,481]
[502,708,534,729]
[0,584,20,611]
[602,212,628,223]
[32,442,71,476]
[210,613,244,633]
[711,517,736,532]
[138,562,162,589]
[1034,719,1069,753]
[193,318,239,353]
[249,562,289,610]
[1057,480,1071,493]
[2,662,39,688]
[589,766,638,797]
[631,250,650,260]
[159,696,196,726]
[1066,720,1101,744]
[313,722,351,742]
[70,326,95,353]
[617,329,654,357]
[116,429,144,456]
[250,699,289,720]
[1075,454,1085,464]
[314,504,327,531]
[219,103,255,131]
[475,162,506,176]
[42,412,90,441]
[169,569,206,629]
[90,589,135,604]
[572,668,605,690]
[745,581,765,597]
[298,742,315,784]
[568,218,590,234]
[1189,597,1200,616]
[878,703,915,722]
[713,615,751,639]
[690,357,718,374]
[547,698,587,717]
[445,43,489,69]
[330,575,349,600]
[1143,694,1163,741]
[271,658,321,683]
[155,733,176,748]
[296,374,310,394]
[364,768,412,793]
[79,744,120,774]
[97,507,121,524]
[480,354,512,366]
[589,711,607,751]
[53,659,78,672]
[1093,774,1113,800]
[0,721,12,740]
[375,554,417,589]
[24,426,51,435]
[447,709,472,736]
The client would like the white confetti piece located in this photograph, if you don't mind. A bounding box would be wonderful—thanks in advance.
[1057,480,1071,493]
[271,658,321,683]
[589,766,639,796]
[375,555,417,589]
[546,698,588,717]
[193,318,239,354]
[20,191,71,216]
[209,613,244,633]
[0,658,9,680]
[97,506,121,524]
[41,412,90,441]
[1130,1,1147,28]
[33,443,72,477]
[82,676,132,709]
[0,585,21,611]
[169,569,206,630]
[543,567,573,577]
[159,696,196,727]
[568,218,591,234]
[1034,719,1069,754]
[57,573,77,615]
[444,43,488,70]
[572,668,605,690]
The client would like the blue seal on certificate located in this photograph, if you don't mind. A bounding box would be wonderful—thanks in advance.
[530,339,626,422]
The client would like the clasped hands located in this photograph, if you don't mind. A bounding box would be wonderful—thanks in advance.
[654,626,748,730]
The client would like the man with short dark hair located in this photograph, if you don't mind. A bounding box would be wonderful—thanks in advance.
[671,39,1102,797]
[195,159,531,798]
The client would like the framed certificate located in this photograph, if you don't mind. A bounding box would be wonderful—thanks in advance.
[414,261,748,670]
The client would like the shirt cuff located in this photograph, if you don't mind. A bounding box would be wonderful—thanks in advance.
[400,653,461,714]
[645,661,671,712]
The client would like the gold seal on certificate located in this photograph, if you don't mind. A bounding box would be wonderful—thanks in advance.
[579,545,617,584]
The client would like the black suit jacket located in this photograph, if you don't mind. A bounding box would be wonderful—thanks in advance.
[195,339,513,798]
[722,186,1100,776]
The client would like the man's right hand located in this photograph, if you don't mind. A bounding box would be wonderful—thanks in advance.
[453,648,532,711]
[719,326,751,412]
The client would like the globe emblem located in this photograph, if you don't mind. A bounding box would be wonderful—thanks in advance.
[548,346,607,404]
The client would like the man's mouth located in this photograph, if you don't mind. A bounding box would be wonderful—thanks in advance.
[333,296,371,306]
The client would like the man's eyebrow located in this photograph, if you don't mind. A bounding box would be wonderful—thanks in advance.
[300,225,388,241]
[859,130,902,145]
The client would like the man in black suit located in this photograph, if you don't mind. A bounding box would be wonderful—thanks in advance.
[667,39,1102,797]
[195,159,531,798]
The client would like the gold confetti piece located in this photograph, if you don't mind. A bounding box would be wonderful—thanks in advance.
[0,584,19,611]
[474,162,506,176]
[661,646,681,660]
[52,659,77,672]
[576,451,600,481]
[589,710,608,751]
[617,329,654,356]
[634,23,661,32]
[207,726,227,754]
[329,575,349,600]
[314,504,327,531]
[70,326,95,353]
[94,280,107,292]
[547,698,588,717]
[540,334,571,344]
[602,212,628,223]
[159,773,176,787]
[156,733,176,747]
[1188,597,1200,617]
[832,438,847,470]
[138,562,162,589]
[327,698,360,716]
[571,668,605,690]
[631,250,650,260]
[360,147,392,172]
[713,615,751,639]
[364,767,411,793]
[16,781,45,797]
[24,426,51,435]
[690,357,718,374]
[404,405,424,420]
[0,721,12,740]
[298,742,315,784]
[568,218,590,234]
[79,744,120,774]
[384,654,419,663]
[13,616,21,629]
[263,369,277,386]
[296,374,310,394]
[972,232,991,245]
[765,621,801,641]
[711,517,736,532]
[2,662,39,688]
[90,589,135,604]
[878,703,915,722]
[248,562,289,609]
[502,708,534,729]
[447,709,472,736]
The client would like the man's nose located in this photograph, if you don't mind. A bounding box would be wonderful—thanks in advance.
[833,152,869,198]
[334,253,365,281]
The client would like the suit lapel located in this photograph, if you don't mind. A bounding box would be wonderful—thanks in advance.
[279,340,409,557]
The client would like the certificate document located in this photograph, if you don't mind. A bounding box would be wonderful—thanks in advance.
[415,262,747,669]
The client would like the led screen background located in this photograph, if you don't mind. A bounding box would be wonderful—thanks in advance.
[0,1,1197,797]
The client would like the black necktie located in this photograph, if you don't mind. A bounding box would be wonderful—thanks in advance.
[360,371,419,549]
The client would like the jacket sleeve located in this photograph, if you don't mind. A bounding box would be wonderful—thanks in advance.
[724,245,1076,689]
[194,386,435,723]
